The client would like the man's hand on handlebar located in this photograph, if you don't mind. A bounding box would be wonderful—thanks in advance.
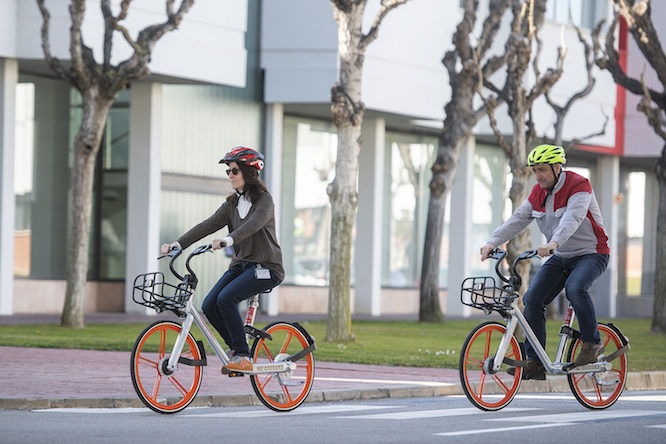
[537,241,558,257]
[480,243,497,262]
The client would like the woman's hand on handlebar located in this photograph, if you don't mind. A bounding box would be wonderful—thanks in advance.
[160,242,181,255]
[537,241,558,257]
[211,238,227,250]
[480,243,497,262]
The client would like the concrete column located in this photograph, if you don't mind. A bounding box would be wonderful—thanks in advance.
[262,103,283,316]
[125,82,162,313]
[594,155,620,318]
[447,137,475,317]
[354,118,385,316]
[0,58,17,315]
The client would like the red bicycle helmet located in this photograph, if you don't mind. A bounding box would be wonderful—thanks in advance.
[219,146,264,171]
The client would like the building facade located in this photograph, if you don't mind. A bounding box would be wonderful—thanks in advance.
[0,0,660,318]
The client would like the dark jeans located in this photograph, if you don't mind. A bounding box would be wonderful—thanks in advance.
[523,253,609,362]
[202,262,281,357]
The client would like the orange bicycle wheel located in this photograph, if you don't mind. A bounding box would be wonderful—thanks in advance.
[566,323,628,409]
[130,320,203,414]
[250,322,315,411]
[459,321,524,411]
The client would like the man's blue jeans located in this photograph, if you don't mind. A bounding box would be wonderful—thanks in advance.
[202,261,282,357]
[523,253,609,363]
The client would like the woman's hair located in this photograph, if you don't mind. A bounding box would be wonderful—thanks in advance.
[226,161,268,205]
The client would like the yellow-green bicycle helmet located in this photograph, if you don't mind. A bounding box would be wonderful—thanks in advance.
[526,144,566,166]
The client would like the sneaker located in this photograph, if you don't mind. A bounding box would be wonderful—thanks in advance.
[573,342,604,367]
[507,360,546,380]
[222,355,253,373]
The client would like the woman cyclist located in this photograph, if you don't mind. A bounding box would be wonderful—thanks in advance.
[161,146,284,373]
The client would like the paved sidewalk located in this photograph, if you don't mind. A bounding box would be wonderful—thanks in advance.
[2,345,665,410]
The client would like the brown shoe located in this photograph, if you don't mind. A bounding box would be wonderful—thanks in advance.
[573,342,604,367]
[222,355,253,373]
[507,360,546,380]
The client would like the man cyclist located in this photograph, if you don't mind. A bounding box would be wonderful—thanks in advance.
[480,144,610,380]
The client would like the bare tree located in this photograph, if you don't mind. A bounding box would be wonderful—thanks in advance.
[595,0,666,334]
[483,0,564,294]
[36,0,194,327]
[419,0,510,323]
[327,0,409,342]
[545,24,609,148]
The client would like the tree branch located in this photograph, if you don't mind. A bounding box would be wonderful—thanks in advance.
[360,0,409,51]
[597,14,665,106]
[36,0,72,83]
[68,0,90,89]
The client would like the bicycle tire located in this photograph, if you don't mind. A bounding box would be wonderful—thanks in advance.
[250,321,315,411]
[130,320,203,414]
[459,321,524,411]
[566,323,628,409]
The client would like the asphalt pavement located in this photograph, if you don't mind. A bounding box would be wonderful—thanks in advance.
[1,313,665,410]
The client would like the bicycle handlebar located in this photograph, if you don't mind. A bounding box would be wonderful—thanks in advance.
[158,243,216,286]
[487,248,541,287]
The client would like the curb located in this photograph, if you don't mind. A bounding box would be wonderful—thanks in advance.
[2,371,664,411]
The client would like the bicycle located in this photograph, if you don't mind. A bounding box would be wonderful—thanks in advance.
[458,248,630,411]
[129,244,316,413]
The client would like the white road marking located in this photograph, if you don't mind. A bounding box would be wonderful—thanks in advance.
[487,409,666,424]
[647,424,666,429]
[335,407,536,420]
[436,423,574,437]
[314,376,454,386]
[618,395,666,402]
[32,407,158,414]
[183,404,398,418]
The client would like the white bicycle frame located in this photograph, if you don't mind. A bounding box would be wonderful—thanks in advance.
[164,293,296,376]
[491,298,612,376]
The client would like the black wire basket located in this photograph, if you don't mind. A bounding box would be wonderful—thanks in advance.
[133,272,191,315]
[460,276,516,312]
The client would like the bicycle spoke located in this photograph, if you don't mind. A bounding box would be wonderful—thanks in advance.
[280,332,294,355]
[492,374,510,394]
[466,357,483,369]
[151,374,162,400]
[159,328,167,360]
[168,376,189,397]
[259,341,275,362]
[483,331,492,359]
[138,355,158,368]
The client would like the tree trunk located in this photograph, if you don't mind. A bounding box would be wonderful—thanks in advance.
[652,147,666,334]
[327,4,364,343]
[419,140,466,323]
[61,88,112,328]
[326,122,361,342]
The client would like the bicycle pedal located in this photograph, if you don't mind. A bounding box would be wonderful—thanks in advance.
[224,371,246,377]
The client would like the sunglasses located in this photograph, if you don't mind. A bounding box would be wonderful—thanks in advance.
[226,167,240,176]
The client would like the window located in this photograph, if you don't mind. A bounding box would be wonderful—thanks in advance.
[546,0,608,29]
[382,132,437,288]
[282,117,338,286]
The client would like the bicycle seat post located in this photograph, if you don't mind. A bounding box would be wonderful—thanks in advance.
[244,294,260,327]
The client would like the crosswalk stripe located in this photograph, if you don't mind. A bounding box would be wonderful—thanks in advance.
[487,409,666,424]
[647,424,666,429]
[436,422,574,437]
[315,376,454,386]
[182,404,397,418]
[334,407,537,420]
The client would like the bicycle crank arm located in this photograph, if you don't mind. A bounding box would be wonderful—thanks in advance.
[565,361,612,374]
[602,344,630,363]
